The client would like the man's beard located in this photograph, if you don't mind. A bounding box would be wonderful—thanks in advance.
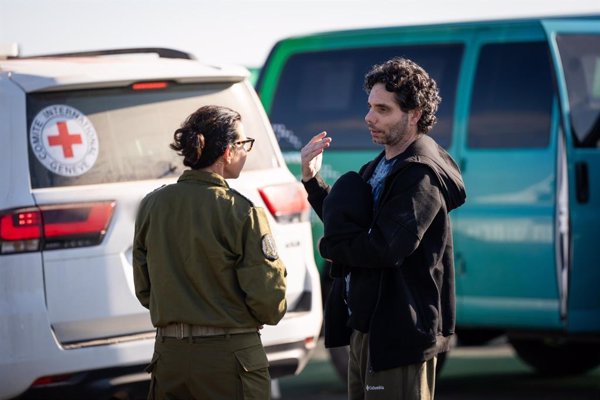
[371,115,409,146]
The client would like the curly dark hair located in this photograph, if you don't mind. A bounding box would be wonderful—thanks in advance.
[170,105,241,169]
[364,57,441,134]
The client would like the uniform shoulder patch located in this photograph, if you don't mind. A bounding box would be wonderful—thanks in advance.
[261,234,279,261]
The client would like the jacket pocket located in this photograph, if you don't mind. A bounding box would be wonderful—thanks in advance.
[324,276,352,348]
[234,345,270,400]
[400,277,436,344]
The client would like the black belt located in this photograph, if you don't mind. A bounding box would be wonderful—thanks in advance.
[157,323,257,339]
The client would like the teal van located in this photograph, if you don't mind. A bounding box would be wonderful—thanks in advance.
[256,16,600,376]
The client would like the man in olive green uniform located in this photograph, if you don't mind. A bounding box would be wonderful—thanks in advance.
[133,169,287,399]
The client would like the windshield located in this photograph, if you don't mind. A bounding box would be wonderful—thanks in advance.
[27,82,279,188]
[556,34,600,147]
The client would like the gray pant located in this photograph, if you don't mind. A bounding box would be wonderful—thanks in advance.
[146,332,270,400]
[348,330,436,400]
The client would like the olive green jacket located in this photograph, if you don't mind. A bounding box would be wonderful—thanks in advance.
[133,170,287,327]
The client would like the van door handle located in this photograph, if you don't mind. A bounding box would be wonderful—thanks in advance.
[575,161,589,204]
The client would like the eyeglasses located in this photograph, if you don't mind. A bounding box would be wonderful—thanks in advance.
[232,137,255,152]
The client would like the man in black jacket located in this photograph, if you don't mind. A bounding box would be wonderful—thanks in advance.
[300,57,466,399]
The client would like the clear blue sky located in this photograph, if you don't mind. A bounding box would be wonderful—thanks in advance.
[1,0,599,67]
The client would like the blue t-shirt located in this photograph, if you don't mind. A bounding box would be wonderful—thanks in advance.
[368,156,398,207]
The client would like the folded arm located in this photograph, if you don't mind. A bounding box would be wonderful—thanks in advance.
[320,166,443,269]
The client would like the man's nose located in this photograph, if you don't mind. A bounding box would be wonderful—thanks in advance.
[365,109,374,125]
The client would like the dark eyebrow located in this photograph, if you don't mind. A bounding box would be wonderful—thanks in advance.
[368,101,388,107]
[372,103,390,109]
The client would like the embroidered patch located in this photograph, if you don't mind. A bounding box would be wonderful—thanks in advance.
[261,234,279,261]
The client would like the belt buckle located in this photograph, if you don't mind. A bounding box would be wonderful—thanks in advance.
[176,323,185,340]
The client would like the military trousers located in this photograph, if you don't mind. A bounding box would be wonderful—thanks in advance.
[348,330,437,400]
[146,332,270,400]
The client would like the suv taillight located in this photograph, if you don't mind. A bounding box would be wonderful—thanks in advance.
[0,202,115,254]
[258,182,310,223]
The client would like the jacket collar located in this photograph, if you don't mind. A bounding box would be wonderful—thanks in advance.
[362,135,438,179]
[177,169,229,188]
[360,135,466,211]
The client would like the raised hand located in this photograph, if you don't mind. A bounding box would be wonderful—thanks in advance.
[300,131,332,182]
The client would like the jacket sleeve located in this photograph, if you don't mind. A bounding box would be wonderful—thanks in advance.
[320,165,443,269]
[302,173,331,221]
[235,207,287,325]
[132,202,151,309]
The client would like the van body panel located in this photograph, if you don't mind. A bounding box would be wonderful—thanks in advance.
[543,20,600,332]
[257,16,600,335]
[452,29,563,329]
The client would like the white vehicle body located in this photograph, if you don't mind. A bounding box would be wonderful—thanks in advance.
[0,49,322,400]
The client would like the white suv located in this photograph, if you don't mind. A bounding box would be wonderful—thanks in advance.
[0,47,322,400]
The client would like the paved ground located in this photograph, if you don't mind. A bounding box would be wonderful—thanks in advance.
[275,338,600,400]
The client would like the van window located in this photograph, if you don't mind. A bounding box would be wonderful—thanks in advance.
[27,82,277,188]
[556,34,600,147]
[269,44,464,150]
[467,42,554,149]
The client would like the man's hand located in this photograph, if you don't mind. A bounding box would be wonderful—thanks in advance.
[300,131,332,182]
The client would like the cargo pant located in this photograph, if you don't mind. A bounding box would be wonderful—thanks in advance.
[146,332,270,400]
[348,330,436,400]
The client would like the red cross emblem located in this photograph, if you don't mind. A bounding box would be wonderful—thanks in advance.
[47,121,83,158]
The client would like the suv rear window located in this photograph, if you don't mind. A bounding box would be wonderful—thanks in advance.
[268,44,463,150]
[27,82,278,188]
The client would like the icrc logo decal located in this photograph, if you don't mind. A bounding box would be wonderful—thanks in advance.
[30,105,99,177]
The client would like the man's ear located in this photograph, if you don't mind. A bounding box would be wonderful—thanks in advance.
[409,109,422,127]
[222,145,233,164]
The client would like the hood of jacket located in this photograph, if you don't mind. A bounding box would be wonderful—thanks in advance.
[364,135,466,211]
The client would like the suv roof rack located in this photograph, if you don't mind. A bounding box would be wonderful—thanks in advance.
[16,47,196,60]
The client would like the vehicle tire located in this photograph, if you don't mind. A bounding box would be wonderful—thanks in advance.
[328,346,449,383]
[509,337,600,376]
[457,328,504,346]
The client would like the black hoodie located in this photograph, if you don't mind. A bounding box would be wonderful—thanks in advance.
[305,135,466,371]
